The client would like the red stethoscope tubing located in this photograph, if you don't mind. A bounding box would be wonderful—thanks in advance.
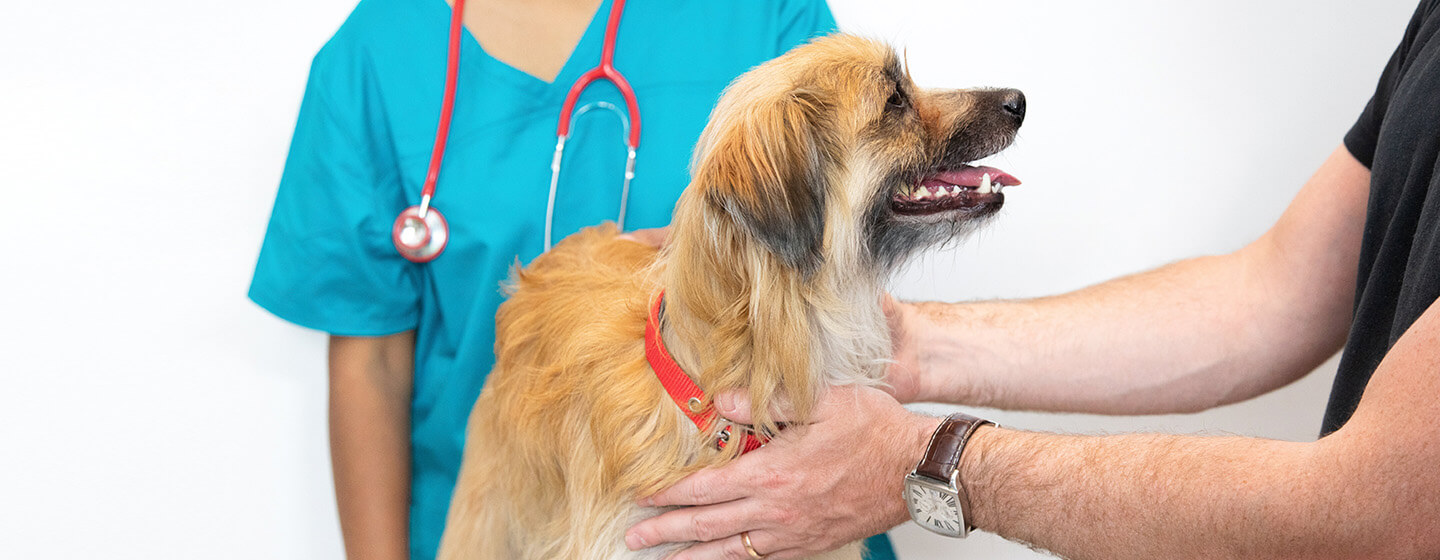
[557,0,641,149]
[418,0,467,205]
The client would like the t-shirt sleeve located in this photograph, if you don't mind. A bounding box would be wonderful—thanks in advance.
[1345,0,1437,168]
[248,47,421,336]
[775,0,839,53]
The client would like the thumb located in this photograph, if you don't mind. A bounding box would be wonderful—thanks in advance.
[715,390,807,424]
[617,226,671,249]
[714,390,756,424]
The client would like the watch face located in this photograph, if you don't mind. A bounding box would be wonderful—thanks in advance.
[905,477,964,537]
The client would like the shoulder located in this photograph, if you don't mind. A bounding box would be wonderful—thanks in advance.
[324,0,430,53]
[769,0,836,27]
[298,0,445,120]
[634,0,835,46]
[621,0,835,80]
[308,0,439,85]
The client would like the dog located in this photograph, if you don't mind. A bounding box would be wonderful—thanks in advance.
[436,34,1025,560]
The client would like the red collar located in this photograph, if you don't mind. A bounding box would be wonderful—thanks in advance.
[645,292,765,454]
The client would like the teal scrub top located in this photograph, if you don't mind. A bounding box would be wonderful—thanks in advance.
[249,1,895,558]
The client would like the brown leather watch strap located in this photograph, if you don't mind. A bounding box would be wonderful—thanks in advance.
[916,412,992,482]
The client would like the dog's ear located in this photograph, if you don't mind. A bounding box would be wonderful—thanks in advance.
[696,90,834,277]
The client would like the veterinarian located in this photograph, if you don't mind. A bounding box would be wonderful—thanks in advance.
[247,0,901,559]
[624,1,1440,558]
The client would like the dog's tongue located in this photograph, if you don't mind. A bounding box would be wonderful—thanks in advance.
[921,165,1021,188]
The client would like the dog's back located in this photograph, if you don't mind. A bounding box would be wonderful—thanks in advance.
[438,224,863,560]
[439,224,696,560]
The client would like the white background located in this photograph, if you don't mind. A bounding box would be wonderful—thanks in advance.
[0,0,1419,558]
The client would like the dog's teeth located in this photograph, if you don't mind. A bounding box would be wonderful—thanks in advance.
[948,185,962,195]
[979,173,993,195]
[914,187,929,199]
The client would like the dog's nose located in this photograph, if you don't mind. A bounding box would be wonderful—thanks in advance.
[999,89,1026,125]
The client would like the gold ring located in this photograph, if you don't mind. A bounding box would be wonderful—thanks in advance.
[741,531,765,559]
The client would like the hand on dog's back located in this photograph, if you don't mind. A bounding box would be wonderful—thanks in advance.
[617,226,672,249]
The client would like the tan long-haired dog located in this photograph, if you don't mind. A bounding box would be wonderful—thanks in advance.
[437,34,1025,560]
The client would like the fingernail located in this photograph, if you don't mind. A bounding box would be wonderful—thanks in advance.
[718,392,736,414]
[625,531,648,550]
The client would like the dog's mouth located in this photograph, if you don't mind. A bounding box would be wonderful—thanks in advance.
[890,165,1021,216]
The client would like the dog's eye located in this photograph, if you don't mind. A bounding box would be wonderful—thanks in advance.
[886,89,908,110]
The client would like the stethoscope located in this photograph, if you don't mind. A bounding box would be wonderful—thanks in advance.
[393,0,642,263]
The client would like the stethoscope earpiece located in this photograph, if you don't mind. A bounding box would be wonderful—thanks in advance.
[393,205,449,263]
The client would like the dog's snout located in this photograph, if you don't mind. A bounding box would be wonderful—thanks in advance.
[999,89,1026,125]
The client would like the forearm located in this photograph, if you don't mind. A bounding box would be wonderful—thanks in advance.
[898,145,1367,413]
[328,334,416,560]
[959,424,1422,560]
[901,252,1329,412]
[951,289,1440,560]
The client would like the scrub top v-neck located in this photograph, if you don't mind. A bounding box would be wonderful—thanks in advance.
[454,0,606,87]
[247,1,900,559]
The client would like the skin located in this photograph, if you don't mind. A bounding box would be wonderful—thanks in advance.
[325,2,602,558]
[451,0,603,83]
[624,146,1440,559]
[329,333,415,560]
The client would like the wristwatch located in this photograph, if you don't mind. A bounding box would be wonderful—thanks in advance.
[904,412,994,537]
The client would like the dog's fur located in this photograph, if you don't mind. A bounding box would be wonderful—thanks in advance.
[437,35,1023,560]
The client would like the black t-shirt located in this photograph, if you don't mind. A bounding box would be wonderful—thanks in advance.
[1327,0,1440,435]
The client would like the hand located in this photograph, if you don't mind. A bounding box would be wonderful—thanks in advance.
[881,294,925,403]
[618,226,672,248]
[625,385,941,560]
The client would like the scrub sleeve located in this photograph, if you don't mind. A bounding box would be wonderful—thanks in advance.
[250,52,418,336]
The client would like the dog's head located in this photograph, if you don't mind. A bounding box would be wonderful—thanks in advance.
[663,35,1025,433]
[686,34,1025,278]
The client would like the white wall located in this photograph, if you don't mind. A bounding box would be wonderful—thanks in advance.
[0,1,1417,558]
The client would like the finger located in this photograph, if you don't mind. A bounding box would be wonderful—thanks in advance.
[626,499,761,550]
[715,390,797,424]
[879,292,900,319]
[717,384,876,427]
[665,531,797,560]
[618,226,671,248]
[640,463,754,508]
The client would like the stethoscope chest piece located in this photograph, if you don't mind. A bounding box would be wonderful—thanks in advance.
[393,205,449,263]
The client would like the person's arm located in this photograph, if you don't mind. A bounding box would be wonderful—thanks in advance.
[955,292,1440,559]
[888,144,1370,413]
[622,145,1381,558]
[627,297,1440,559]
[328,333,415,560]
